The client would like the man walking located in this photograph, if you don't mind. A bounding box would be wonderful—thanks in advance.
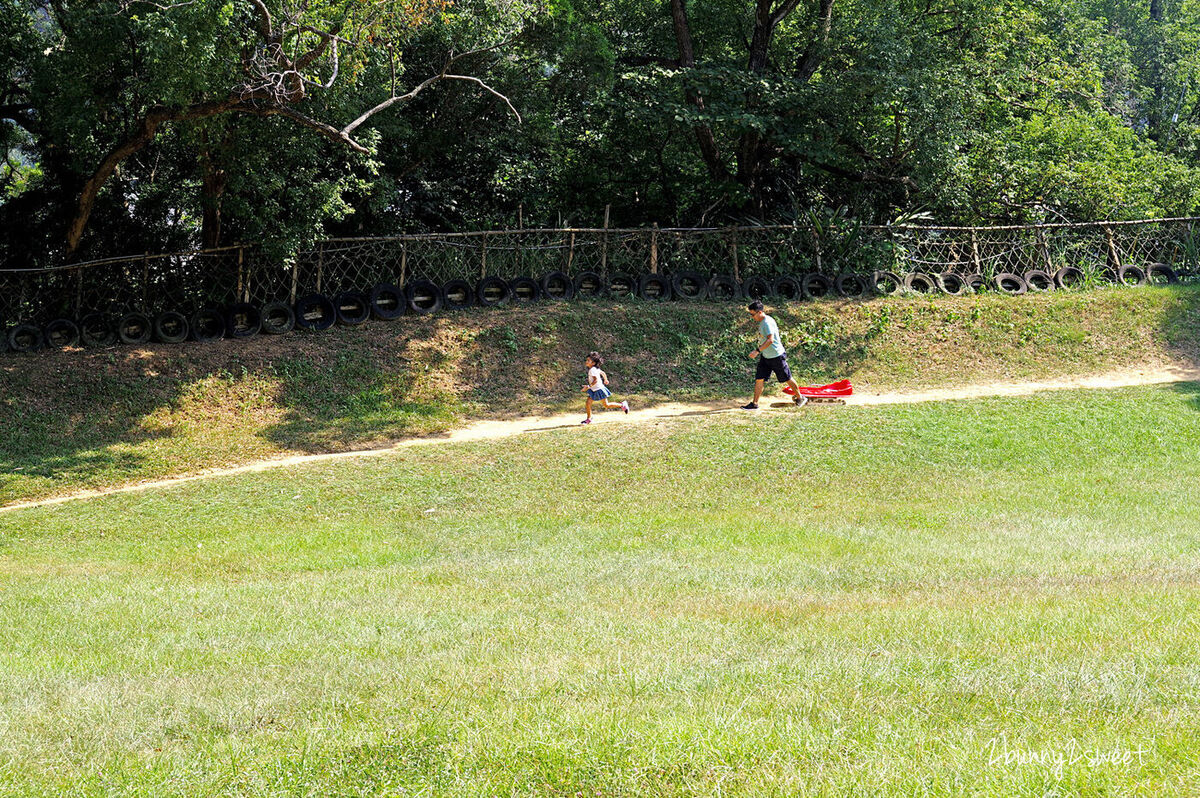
[742,300,804,409]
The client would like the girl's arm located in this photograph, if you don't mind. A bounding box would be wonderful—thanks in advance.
[600,370,609,385]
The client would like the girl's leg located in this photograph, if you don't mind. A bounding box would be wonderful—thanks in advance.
[585,397,594,419]
[600,398,622,409]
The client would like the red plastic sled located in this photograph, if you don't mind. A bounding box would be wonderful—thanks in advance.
[783,379,853,398]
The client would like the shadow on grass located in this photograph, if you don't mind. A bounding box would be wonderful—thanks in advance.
[0,351,181,502]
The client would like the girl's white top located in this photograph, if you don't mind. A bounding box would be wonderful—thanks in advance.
[587,367,606,391]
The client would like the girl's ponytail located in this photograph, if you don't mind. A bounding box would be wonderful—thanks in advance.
[588,350,603,367]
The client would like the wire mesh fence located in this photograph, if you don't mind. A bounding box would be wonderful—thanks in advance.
[3,218,1200,336]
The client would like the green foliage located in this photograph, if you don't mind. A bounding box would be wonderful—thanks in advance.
[5,0,1200,261]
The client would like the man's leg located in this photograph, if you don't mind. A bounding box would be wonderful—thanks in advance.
[778,357,803,403]
[752,378,765,404]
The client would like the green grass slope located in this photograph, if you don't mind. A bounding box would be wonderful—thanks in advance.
[2,285,1199,505]
[2,385,1200,795]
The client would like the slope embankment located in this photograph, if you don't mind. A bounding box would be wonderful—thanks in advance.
[3,286,1199,505]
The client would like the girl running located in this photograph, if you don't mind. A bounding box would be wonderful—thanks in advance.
[581,351,629,424]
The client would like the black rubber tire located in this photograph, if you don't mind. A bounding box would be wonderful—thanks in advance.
[965,273,986,292]
[772,275,803,301]
[872,271,903,296]
[440,279,475,311]
[835,273,869,298]
[44,318,81,348]
[260,302,295,335]
[993,273,1028,295]
[1053,266,1085,289]
[224,303,262,338]
[153,311,189,344]
[903,272,937,294]
[476,276,512,307]
[541,271,575,301]
[370,283,406,319]
[8,323,44,353]
[331,291,370,326]
[406,280,444,314]
[638,273,673,301]
[936,272,969,295]
[1146,263,1180,285]
[671,270,708,301]
[1114,265,1148,286]
[79,313,117,347]
[741,275,772,301]
[117,312,153,345]
[572,271,607,299]
[707,275,741,301]
[608,273,638,299]
[509,276,542,303]
[292,294,336,332]
[1023,270,1055,292]
[801,272,833,299]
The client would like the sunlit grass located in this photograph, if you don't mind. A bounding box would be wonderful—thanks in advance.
[2,384,1199,794]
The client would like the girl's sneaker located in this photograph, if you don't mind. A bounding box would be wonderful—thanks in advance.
[580,418,592,425]
[621,401,629,414]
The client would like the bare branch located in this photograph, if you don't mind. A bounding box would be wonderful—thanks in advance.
[341,73,445,135]
[267,106,371,152]
[441,74,522,122]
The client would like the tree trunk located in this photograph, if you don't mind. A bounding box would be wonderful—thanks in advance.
[200,152,227,250]
[65,99,244,255]
[669,0,729,181]
[736,1,776,195]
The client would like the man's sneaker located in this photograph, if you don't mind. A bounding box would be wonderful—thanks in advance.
[792,394,809,407]
[621,401,629,414]
[741,402,758,410]
[580,418,592,425]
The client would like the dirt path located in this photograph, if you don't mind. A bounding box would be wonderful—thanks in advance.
[4,365,1198,514]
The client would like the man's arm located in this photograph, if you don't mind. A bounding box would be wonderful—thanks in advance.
[749,334,773,359]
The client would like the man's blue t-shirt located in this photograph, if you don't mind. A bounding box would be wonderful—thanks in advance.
[758,315,785,358]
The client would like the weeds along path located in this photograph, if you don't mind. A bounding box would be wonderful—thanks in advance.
[3,365,1198,515]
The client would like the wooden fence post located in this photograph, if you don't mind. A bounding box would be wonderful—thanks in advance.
[516,209,523,275]
[479,238,487,280]
[316,243,324,294]
[74,267,84,317]
[731,231,740,282]
[289,258,299,304]
[1036,227,1054,272]
[809,224,822,272]
[565,231,576,273]
[238,246,248,303]
[601,204,611,274]
[970,229,983,273]
[649,224,659,274]
[1105,226,1123,272]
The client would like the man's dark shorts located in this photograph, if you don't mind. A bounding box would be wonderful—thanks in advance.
[755,353,792,383]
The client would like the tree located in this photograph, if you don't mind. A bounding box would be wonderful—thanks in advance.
[5,0,523,257]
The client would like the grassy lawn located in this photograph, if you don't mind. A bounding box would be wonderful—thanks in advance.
[2,384,1200,795]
